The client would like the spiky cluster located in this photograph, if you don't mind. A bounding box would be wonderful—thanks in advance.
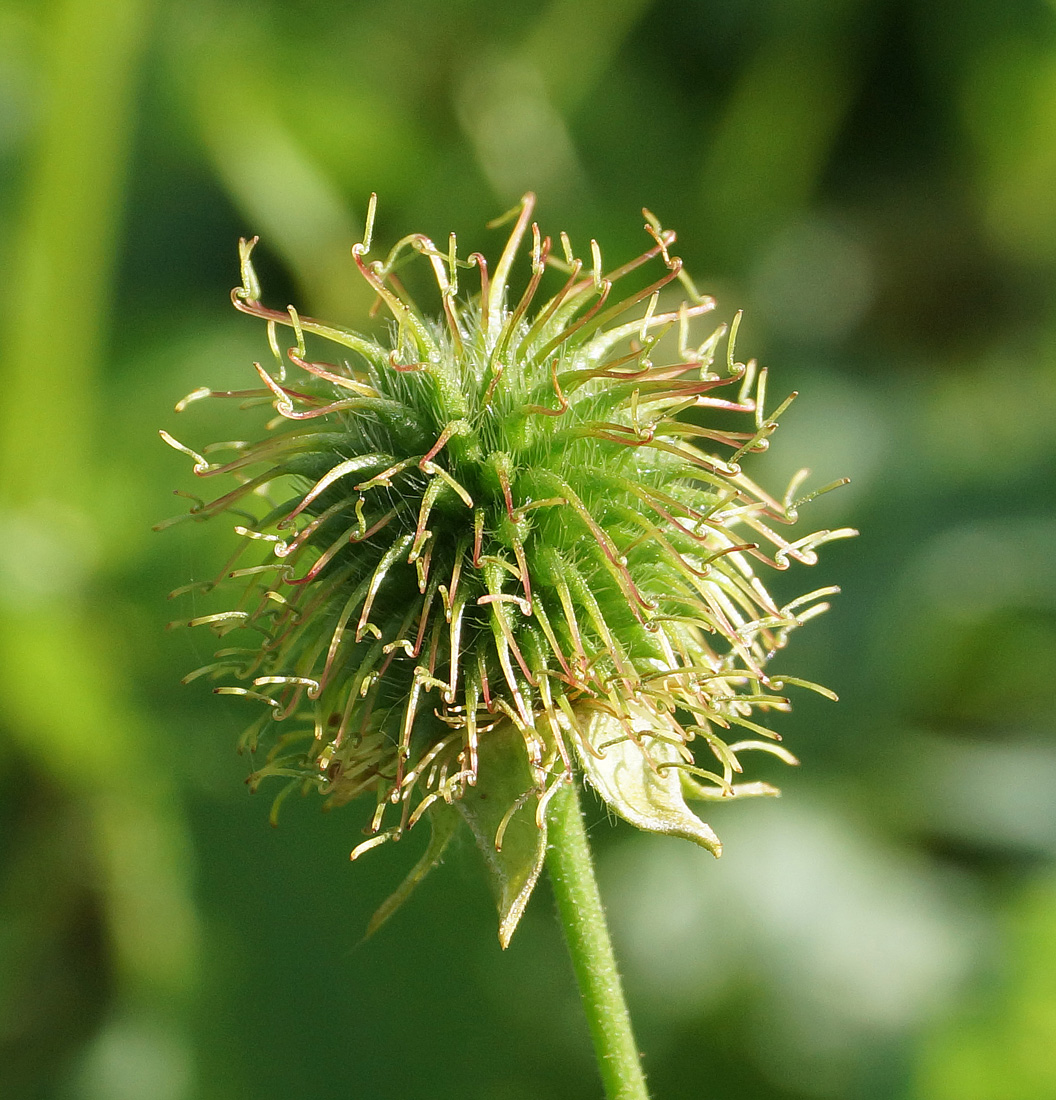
[162,194,853,870]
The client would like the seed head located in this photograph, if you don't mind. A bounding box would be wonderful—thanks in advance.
[161,195,855,944]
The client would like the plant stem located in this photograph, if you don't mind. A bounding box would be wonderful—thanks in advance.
[546,780,651,1100]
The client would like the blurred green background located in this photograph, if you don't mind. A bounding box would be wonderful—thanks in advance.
[2,0,1055,1097]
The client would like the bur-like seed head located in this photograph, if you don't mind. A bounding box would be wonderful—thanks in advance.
[161,195,854,944]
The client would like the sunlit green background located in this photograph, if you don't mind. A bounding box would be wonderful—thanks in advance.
[2,0,1055,1097]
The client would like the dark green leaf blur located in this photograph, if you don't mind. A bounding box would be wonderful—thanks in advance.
[1,0,1054,1097]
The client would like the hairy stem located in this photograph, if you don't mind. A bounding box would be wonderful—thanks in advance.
[546,780,651,1100]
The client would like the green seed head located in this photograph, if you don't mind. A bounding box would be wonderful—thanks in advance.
[161,195,854,943]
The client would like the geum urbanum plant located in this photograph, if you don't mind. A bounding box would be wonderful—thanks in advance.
[161,193,853,1097]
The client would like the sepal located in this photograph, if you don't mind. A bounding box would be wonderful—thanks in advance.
[455,722,552,948]
[576,703,723,857]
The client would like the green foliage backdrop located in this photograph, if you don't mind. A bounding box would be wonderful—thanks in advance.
[1,1,1055,1098]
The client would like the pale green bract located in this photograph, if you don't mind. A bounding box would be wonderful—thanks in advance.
[161,194,854,944]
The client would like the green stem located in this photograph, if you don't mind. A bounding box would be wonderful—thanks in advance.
[546,780,651,1100]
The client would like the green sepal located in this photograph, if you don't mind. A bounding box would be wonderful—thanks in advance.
[576,704,723,856]
[682,776,781,802]
[455,722,549,948]
[364,801,460,939]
